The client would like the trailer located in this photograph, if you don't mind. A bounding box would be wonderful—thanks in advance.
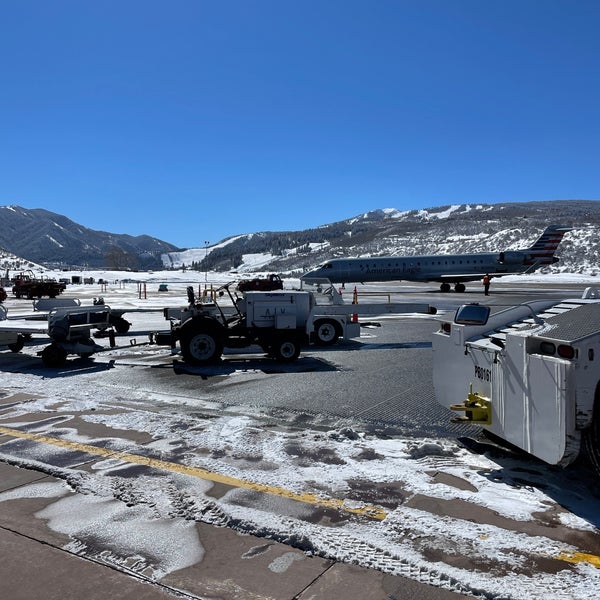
[432,287,600,471]
[0,304,115,367]
[156,284,436,365]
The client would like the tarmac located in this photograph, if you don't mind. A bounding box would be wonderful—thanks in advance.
[2,280,600,599]
[0,461,470,600]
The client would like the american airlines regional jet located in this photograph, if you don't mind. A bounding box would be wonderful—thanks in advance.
[301,225,572,292]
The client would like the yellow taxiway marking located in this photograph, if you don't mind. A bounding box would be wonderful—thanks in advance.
[3,424,600,570]
[0,425,387,521]
[558,551,600,569]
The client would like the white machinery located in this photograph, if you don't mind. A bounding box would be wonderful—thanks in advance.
[0,304,114,367]
[156,284,436,365]
[432,287,600,470]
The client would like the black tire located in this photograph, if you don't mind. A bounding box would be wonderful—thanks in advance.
[582,383,600,475]
[112,316,131,334]
[440,283,451,293]
[41,343,68,368]
[271,335,301,362]
[180,321,224,365]
[313,319,340,346]
[455,283,466,293]
[8,334,25,353]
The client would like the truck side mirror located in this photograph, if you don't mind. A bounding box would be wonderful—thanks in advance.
[454,304,490,326]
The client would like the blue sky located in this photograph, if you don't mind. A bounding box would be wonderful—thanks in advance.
[1,1,599,249]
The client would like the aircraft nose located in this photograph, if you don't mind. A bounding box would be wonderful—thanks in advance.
[301,269,319,279]
[301,268,327,282]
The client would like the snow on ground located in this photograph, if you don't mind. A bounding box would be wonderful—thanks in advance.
[1,378,599,598]
[5,264,600,289]
[1,271,600,598]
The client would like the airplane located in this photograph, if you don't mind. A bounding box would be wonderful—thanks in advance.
[301,225,572,292]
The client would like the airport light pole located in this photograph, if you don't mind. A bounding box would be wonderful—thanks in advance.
[204,240,209,282]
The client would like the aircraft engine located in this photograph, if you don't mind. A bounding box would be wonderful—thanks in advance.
[497,251,526,265]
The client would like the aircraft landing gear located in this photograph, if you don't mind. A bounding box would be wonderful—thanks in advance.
[439,282,466,293]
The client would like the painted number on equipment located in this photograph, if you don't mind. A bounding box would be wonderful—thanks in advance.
[474,365,492,382]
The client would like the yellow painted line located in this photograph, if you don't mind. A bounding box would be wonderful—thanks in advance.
[3,424,600,570]
[558,551,600,569]
[0,425,387,521]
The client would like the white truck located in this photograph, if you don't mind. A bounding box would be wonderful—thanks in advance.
[155,284,436,365]
[432,287,600,471]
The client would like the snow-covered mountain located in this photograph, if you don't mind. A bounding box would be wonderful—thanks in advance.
[162,200,600,276]
[0,205,179,269]
[1,200,599,275]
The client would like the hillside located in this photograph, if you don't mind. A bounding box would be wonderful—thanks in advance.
[0,205,179,269]
[162,200,600,276]
[2,200,599,276]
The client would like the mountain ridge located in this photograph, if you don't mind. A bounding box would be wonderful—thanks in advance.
[1,200,599,275]
[0,205,179,269]
[164,200,600,276]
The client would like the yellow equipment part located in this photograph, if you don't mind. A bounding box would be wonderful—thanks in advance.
[450,384,492,425]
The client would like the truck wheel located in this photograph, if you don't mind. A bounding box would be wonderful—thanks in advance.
[8,334,25,353]
[583,384,600,476]
[41,343,68,368]
[271,335,301,362]
[180,324,223,365]
[313,319,340,346]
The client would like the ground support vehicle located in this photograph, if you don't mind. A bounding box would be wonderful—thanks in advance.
[432,287,600,471]
[28,297,132,334]
[0,304,115,367]
[156,285,436,365]
[237,273,284,292]
[12,271,66,299]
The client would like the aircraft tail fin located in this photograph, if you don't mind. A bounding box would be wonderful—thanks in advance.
[526,225,572,264]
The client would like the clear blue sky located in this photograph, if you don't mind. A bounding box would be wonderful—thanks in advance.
[1,1,599,249]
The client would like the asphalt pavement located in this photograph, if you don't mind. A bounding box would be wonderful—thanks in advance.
[1,278,599,599]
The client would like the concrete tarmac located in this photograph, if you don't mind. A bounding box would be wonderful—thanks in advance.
[0,461,469,600]
[1,278,599,599]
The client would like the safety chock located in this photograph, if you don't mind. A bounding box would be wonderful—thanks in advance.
[450,384,492,425]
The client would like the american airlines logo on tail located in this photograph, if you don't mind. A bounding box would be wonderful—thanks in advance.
[525,225,572,265]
